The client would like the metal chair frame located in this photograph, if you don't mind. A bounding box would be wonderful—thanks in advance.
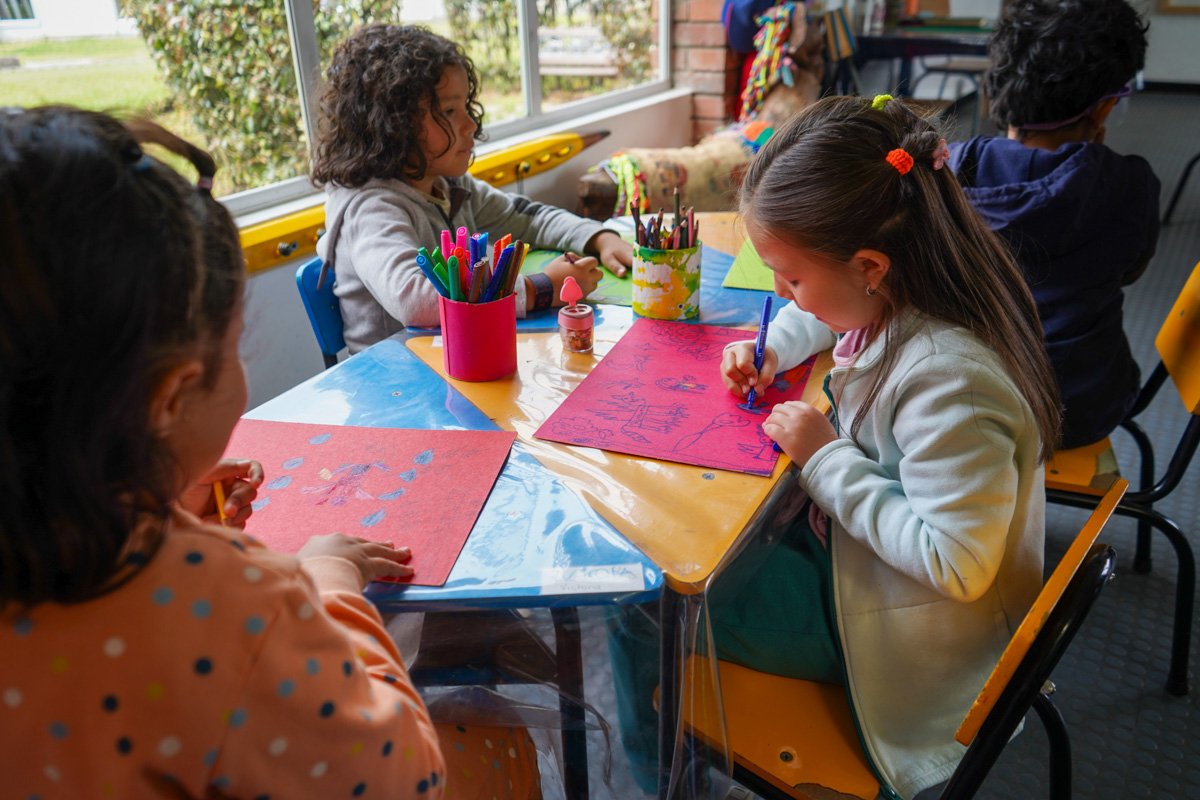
[683,479,1128,800]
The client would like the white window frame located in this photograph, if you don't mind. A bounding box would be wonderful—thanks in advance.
[224,0,671,217]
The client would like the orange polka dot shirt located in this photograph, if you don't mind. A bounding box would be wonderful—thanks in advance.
[0,509,445,798]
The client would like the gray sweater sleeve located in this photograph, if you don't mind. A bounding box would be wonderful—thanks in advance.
[463,174,613,255]
[765,302,838,370]
[336,189,529,331]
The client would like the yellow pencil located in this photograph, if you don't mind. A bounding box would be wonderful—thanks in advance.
[212,482,229,527]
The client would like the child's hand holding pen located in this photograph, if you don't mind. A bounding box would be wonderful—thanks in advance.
[539,252,603,309]
[721,340,779,399]
[587,230,633,278]
[179,458,264,529]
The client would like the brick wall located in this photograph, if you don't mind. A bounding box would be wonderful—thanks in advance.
[670,0,742,143]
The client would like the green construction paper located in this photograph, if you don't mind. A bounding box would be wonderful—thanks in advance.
[721,239,774,291]
[521,247,633,306]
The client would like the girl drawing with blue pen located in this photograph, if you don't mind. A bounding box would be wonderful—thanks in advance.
[713,95,1062,797]
[312,24,633,353]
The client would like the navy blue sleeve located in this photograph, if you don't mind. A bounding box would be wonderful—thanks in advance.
[723,0,778,52]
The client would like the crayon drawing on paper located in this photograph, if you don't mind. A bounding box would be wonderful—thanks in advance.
[534,318,814,475]
[223,420,515,585]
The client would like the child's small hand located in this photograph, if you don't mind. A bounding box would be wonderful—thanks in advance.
[543,254,603,305]
[180,459,264,528]
[763,400,837,465]
[590,231,632,278]
[721,341,779,397]
[298,534,415,586]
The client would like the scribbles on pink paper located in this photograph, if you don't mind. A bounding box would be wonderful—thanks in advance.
[223,420,515,585]
[534,318,815,475]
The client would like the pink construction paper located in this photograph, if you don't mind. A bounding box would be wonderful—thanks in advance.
[534,318,815,475]
[223,420,516,585]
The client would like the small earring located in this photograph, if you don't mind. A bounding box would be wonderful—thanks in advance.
[865,285,877,296]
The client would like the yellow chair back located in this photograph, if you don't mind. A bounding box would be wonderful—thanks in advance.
[1156,260,1200,414]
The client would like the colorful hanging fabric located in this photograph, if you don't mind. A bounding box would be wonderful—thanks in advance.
[600,152,650,216]
[739,2,797,122]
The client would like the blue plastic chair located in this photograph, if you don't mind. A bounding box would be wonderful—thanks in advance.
[294,256,345,369]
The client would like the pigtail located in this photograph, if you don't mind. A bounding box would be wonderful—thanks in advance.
[124,117,218,194]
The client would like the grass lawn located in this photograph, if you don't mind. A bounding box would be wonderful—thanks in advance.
[0,35,168,115]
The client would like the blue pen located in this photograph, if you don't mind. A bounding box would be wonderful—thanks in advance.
[482,244,514,302]
[746,294,773,408]
[415,253,449,297]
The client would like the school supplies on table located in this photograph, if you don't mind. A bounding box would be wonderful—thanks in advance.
[223,419,516,586]
[422,228,528,304]
[722,239,775,291]
[629,189,698,250]
[534,318,815,475]
[746,294,773,409]
[438,292,519,381]
[558,275,594,354]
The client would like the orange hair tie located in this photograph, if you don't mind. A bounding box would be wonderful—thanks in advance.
[885,148,914,175]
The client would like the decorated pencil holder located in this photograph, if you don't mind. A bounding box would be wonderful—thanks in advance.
[437,293,517,381]
[632,242,702,321]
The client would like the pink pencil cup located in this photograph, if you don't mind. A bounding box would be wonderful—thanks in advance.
[437,293,517,381]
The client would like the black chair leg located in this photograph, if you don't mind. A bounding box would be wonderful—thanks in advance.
[1123,421,1156,573]
[1047,491,1193,695]
[553,606,590,799]
[1032,691,1071,800]
[1163,151,1200,225]
[1118,505,1193,696]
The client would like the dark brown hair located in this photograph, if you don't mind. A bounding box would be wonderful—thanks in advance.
[985,0,1147,133]
[0,106,244,606]
[310,24,485,188]
[740,95,1061,459]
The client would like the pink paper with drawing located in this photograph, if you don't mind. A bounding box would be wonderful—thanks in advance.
[224,420,516,585]
[534,318,815,475]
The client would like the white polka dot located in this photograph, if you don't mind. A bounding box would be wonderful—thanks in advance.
[269,737,288,756]
[3,687,22,708]
[158,736,182,757]
[508,747,517,759]
[310,760,328,777]
[243,566,263,583]
[103,636,126,658]
[44,764,61,782]
[296,603,315,620]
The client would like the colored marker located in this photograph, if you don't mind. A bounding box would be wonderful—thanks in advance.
[415,253,448,296]
[447,254,461,301]
[483,244,514,302]
[746,294,773,408]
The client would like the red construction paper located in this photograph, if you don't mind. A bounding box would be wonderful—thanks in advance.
[223,420,516,585]
[535,318,815,475]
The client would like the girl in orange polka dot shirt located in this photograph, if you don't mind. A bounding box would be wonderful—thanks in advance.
[0,108,445,798]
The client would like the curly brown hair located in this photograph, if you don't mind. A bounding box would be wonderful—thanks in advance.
[985,0,1147,132]
[311,24,485,188]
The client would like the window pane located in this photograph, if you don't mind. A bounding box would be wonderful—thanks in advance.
[313,1,528,131]
[440,1,526,125]
[537,0,660,112]
[0,1,305,198]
